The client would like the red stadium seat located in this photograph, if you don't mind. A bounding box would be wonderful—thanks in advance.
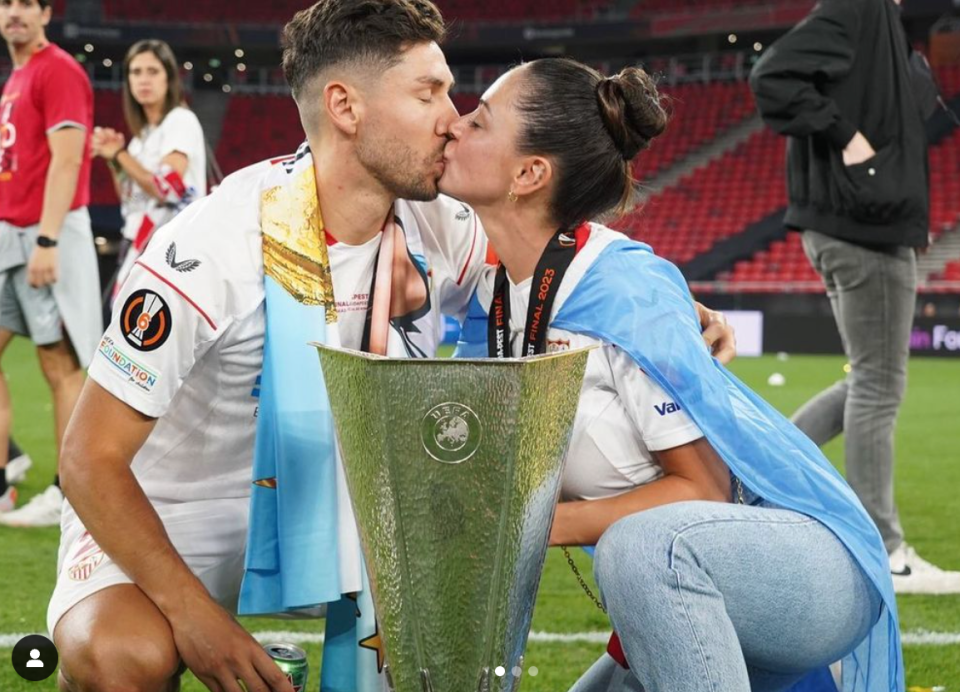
[613,129,788,267]
[631,0,792,17]
[215,94,305,175]
[102,0,610,24]
[90,89,127,206]
[634,81,757,179]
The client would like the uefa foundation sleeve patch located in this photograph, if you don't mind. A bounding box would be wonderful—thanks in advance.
[120,289,173,352]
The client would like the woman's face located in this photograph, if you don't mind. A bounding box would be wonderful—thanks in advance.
[128,51,169,109]
[440,66,527,208]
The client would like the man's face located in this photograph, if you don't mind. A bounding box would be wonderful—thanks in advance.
[0,0,50,48]
[355,41,458,202]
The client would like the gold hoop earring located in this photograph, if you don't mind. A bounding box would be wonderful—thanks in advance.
[507,190,518,203]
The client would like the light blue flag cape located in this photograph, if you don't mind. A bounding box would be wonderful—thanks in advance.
[456,237,902,692]
[237,152,384,692]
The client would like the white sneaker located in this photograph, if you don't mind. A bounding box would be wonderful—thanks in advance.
[0,484,63,527]
[0,486,17,513]
[890,543,960,595]
[5,451,32,485]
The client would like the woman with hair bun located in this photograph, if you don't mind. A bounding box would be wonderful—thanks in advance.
[440,58,900,692]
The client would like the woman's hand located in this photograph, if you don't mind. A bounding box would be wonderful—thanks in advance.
[92,127,126,160]
[694,302,736,365]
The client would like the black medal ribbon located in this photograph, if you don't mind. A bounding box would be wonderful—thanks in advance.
[488,229,579,358]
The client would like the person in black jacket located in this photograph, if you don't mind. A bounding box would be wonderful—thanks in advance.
[751,0,960,594]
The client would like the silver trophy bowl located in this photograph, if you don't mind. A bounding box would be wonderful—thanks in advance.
[316,345,591,692]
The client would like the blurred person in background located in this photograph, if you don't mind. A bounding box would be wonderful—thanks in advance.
[750,0,960,594]
[3,439,31,496]
[92,39,206,307]
[0,0,101,527]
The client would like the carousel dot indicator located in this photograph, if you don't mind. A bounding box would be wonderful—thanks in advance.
[495,666,506,677]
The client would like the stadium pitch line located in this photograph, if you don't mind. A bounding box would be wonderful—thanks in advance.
[2,630,959,649]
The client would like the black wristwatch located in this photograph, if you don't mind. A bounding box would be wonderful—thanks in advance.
[36,235,58,248]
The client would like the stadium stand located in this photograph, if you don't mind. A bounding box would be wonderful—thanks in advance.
[718,233,821,289]
[215,94,304,175]
[937,64,960,99]
[929,126,960,239]
[213,92,481,177]
[211,80,754,181]
[667,62,960,290]
[85,52,960,295]
[631,0,791,16]
[639,80,756,178]
[102,0,609,24]
[89,89,127,206]
[615,129,787,265]
[102,0,320,24]
[940,259,960,281]
[710,113,960,290]
[435,0,609,21]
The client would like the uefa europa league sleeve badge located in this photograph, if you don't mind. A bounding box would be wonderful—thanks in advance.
[315,345,591,692]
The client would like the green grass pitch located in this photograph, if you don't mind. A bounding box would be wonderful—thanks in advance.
[1,337,958,690]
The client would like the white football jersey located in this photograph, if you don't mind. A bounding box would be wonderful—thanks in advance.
[89,157,487,503]
[470,224,704,502]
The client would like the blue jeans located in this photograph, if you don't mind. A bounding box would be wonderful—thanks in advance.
[569,498,882,692]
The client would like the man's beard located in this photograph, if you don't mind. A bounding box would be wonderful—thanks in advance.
[357,132,444,203]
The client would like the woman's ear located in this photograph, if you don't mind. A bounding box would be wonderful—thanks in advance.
[513,156,553,199]
[323,81,361,136]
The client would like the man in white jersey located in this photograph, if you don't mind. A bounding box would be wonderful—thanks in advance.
[50,3,483,691]
[51,3,734,691]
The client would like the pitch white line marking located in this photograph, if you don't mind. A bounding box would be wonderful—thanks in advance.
[2,630,958,649]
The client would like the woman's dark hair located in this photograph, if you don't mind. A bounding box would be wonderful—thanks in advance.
[515,59,669,229]
[122,40,184,138]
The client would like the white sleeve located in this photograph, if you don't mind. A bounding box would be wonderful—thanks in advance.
[609,347,704,452]
[158,108,204,163]
[410,195,489,320]
[90,259,219,418]
[89,167,264,417]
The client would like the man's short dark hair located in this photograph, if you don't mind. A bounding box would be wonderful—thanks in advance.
[282,0,446,100]
[38,0,51,8]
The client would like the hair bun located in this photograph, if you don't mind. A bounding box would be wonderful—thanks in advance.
[596,68,669,161]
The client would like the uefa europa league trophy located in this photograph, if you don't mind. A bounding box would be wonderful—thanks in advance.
[316,345,591,692]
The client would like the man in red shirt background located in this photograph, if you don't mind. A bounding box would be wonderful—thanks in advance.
[0,0,102,527]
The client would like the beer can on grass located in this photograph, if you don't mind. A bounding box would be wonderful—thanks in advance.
[263,643,308,692]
